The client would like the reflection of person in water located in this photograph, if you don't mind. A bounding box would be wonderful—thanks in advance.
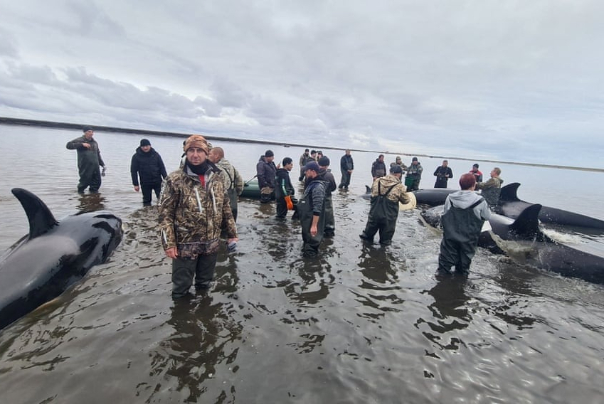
[426,276,471,339]
[76,192,106,212]
[153,296,242,403]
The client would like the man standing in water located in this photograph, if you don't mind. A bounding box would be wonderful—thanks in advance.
[433,160,453,188]
[66,127,106,193]
[130,139,167,206]
[405,157,423,191]
[159,135,238,298]
[438,173,491,275]
[359,165,411,245]
[208,147,244,221]
[256,150,277,203]
[275,157,298,219]
[298,162,327,257]
[318,156,337,237]
[339,149,354,191]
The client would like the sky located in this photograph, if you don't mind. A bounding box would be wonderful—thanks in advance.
[1,0,603,168]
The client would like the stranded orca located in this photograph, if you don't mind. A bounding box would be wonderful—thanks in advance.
[421,203,604,284]
[0,188,123,330]
[499,183,604,230]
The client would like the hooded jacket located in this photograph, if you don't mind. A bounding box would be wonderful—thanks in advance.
[256,155,277,189]
[443,190,491,221]
[215,158,244,195]
[130,147,167,186]
[275,167,295,199]
[158,163,237,255]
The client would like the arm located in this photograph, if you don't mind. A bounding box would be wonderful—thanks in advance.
[159,155,167,179]
[434,167,440,177]
[97,148,105,167]
[396,185,411,204]
[130,155,140,186]
[157,175,179,253]
[234,167,244,195]
[256,162,266,188]
[448,168,453,179]
[220,185,238,240]
[66,137,86,150]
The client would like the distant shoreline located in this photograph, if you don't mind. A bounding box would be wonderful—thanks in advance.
[2,116,602,173]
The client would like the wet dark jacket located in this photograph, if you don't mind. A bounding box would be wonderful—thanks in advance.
[371,159,387,178]
[130,147,167,186]
[256,156,277,189]
[275,168,295,199]
[317,169,337,196]
[66,135,105,175]
[433,165,453,188]
[340,154,354,172]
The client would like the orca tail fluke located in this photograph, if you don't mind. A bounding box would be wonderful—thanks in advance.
[499,182,521,202]
[509,203,543,239]
[11,188,58,239]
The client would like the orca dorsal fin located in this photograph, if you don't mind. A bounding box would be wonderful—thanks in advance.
[509,203,542,239]
[12,188,58,239]
[499,182,521,202]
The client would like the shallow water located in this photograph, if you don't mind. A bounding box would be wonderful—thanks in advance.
[1,125,604,403]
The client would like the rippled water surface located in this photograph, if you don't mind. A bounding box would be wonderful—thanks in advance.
[1,125,604,403]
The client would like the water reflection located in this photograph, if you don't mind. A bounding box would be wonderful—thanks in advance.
[284,258,333,306]
[146,296,242,403]
[76,192,106,212]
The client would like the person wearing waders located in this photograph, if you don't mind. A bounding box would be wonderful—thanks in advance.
[298,162,327,257]
[66,126,106,193]
[359,165,411,245]
[317,156,337,237]
[275,157,298,219]
[159,135,238,298]
[437,173,491,275]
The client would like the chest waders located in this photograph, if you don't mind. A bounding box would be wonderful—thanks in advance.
[438,198,485,274]
[298,183,326,257]
[222,168,239,221]
[361,182,399,245]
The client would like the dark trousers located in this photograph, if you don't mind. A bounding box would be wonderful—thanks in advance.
[171,254,218,298]
[78,169,102,193]
[141,182,162,205]
[324,196,335,236]
[362,217,396,245]
[339,171,351,189]
[438,238,477,274]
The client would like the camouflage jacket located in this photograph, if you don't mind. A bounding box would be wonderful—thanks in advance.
[371,174,411,204]
[215,158,244,195]
[158,164,237,258]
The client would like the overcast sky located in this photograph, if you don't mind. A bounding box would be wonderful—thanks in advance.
[1,1,603,167]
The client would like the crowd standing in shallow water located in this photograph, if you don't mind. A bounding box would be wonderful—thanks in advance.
[65,127,509,298]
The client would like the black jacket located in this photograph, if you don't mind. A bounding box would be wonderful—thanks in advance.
[256,156,277,188]
[275,168,295,199]
[130,147,167,186]
[340,154,354,172]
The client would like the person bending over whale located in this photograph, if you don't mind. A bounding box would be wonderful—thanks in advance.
[438,173,491,275]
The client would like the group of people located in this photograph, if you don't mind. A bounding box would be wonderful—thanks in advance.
[66,128,505,297]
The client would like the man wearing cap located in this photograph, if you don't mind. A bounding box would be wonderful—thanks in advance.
[405,157,423,191]
[158,135,238,298]
[256,150,277,203]
[298,161,327,257]
[339,149,354,191]
[390,156,408,173]
[208,147,244,221]
[66,127,106,193]
[130,139,167,206]
[360,165,411,245]
[317,156,337,237]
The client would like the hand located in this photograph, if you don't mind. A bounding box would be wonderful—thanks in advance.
[165,247,178,259]
[310,224,318,237]
[101,166,107,177]
[82,143,91,149]
[134,186,140,192]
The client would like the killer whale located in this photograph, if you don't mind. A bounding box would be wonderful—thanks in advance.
[421,203,604,284]
[499,182,604,230]
[0,188,123,330]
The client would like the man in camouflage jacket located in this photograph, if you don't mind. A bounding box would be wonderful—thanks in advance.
[159,135,238,298]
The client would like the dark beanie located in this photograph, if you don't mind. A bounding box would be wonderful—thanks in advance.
[318,156,330,167]
[82,126,93,132]
[265,150,274,157]
[412,157,418,162]
[140,139,151,147]
[304,161,320,172]
[390,165,403,174]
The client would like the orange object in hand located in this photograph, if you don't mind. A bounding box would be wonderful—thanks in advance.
[284,195,294,210]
